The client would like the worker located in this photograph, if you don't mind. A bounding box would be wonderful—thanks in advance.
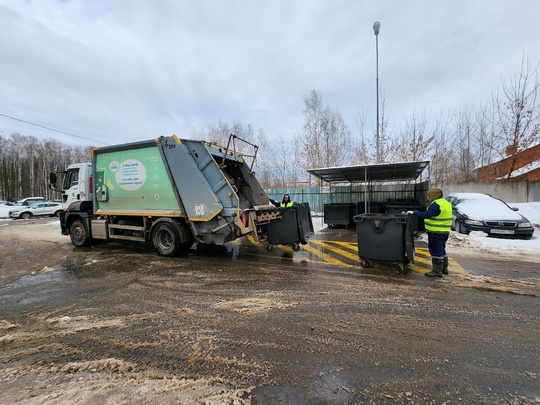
[408,188,452,277]
[280,193,294,208]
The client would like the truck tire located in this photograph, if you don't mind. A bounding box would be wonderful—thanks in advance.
[70,219,91,247]
[152,222,182,257]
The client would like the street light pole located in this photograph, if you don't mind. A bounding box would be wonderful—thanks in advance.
[373,21,380,164]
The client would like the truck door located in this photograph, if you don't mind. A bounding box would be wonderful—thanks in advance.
[62,167,90,206]
[62,168,79,205]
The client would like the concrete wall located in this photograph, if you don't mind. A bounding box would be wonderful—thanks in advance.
[438,181,540,203]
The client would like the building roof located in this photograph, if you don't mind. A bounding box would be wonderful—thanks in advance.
[308,161,430,183]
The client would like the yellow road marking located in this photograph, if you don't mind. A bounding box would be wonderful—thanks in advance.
[241,237,468,275]
[244,236,325,265]
[300,243,355,267]
[309,240,361,263]
[246,235,268,253]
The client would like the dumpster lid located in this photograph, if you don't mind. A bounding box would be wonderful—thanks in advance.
[308,161,429,183]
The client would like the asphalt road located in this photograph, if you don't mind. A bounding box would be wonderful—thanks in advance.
[0,218,539,404]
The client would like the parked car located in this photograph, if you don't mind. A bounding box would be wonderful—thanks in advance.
[8,202,63,219]
[446,193,534,239]
[15,196,45,206]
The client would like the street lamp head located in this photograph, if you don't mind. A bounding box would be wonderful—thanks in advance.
[373,21,380,35]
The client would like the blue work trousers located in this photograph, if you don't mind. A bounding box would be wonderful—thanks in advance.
[427,232,449,259]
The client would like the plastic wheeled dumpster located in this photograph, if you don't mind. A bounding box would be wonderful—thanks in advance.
[266,202,314,251]
[353,213,414,274]
[323,203,356,227]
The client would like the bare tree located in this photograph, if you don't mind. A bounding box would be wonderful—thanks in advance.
[354,108,370,164]
[301,90,352,175]
[476,102,498,169]
[492,54,540,178]
[395,107,433,163]
[430,111,454,185]
[301,90,324,170]
[377,95,393,163]
[266,133,293,188]
[453,103,477,182]
[356,94,394,164]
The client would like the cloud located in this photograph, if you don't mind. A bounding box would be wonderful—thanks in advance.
[1,0,540,148]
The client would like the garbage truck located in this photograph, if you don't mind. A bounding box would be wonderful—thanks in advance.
[49,134,313,256]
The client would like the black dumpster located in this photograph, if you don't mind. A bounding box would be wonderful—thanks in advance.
[324,203,356,227]
[385,199,424,232]
[266,202,314,251]
[354,213,414,274]
[356,201,386,214]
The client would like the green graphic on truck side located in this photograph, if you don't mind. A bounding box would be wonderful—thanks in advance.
[94,146,182,215]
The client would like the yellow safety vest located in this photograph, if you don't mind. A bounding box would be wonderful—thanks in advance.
[280,201,294,208]
[424,198,452,233]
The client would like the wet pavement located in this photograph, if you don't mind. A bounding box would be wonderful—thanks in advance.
[0,218,539,404]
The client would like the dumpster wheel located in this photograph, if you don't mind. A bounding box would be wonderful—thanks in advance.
[292,243,301,252]
[266,244,274,252]
[360,258,370,268]
[398,263,409,274]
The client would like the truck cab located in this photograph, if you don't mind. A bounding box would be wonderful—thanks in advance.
[56,163,94,208]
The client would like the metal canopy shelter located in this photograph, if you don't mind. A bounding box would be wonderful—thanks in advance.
[308,161,431,222]
[308,161,430,184]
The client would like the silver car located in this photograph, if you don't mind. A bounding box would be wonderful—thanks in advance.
[9,202,63,219]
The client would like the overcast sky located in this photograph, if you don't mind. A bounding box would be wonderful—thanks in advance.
[1,0,540,148]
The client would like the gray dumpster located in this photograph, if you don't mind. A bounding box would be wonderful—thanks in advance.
[354,213,414,274]
[266,202,314,251]
[323,203,356,227]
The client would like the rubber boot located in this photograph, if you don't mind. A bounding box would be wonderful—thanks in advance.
[425,259,444,277]
[442,257,449,275]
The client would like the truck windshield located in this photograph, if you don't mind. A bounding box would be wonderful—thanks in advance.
[63,168,80,189]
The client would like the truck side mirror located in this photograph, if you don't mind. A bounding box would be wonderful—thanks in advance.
[49,172,57,190]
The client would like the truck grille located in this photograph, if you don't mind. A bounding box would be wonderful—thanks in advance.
[485,221,516,228]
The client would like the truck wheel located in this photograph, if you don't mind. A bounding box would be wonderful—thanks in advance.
[70,219,90,247]
[152,222,181,257]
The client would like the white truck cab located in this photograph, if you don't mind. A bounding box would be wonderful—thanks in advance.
[56,163,94,209]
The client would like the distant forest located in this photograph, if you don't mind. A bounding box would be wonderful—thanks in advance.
[0,134,92,201]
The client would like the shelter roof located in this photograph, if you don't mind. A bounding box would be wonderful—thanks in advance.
[308,161,430,183]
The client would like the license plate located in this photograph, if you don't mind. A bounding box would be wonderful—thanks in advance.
[490,229,514,235]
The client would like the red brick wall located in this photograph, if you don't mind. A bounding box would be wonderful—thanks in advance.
[477,143,540,181]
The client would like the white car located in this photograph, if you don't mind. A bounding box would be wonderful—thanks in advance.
[15,196,45,206]
[8,202,63,219]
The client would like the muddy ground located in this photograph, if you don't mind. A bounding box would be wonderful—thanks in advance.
[0,218,539,404]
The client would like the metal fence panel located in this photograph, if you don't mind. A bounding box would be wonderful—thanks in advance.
[267,181,431,213]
